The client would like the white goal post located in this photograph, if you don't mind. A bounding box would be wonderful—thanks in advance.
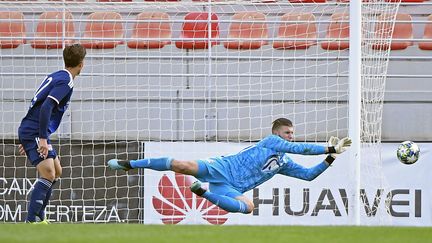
[0,0,401,224]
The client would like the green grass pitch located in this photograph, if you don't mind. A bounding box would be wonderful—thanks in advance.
[0,224,431,243]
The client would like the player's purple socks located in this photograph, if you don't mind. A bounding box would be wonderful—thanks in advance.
[202,191,249,214]
[38,179,57,221]
[27,178,52,222]
[130,157,173,171]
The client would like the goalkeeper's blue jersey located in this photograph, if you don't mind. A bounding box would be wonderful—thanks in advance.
[208,135,328,193]
[18,69,74,139]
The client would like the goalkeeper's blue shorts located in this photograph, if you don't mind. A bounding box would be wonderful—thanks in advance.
[195,159,243,198]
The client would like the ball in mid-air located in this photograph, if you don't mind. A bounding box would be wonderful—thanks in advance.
[396,141,420,165]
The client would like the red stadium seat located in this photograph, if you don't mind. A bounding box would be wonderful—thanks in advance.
[224,11,268,50]
[144,0,180,2]
[127,12,171,49]
[192,0,276,1]
[175,12,219,49]
[191,0,248,1]
[0,11,25,49]
[321,13,349,50]
[30,11,75,49]
[288,0,326,3]
[97,0,132,2]
[385,0,424,2]
[273,12,317,49]
[80,12,124,49]
[418,15,432,50]
[336,0,373,2]
[372,13,413,50]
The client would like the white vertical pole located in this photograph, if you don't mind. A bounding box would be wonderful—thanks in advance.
[349,0,362,226]
[205,1,216,140]
[62,0,66,50]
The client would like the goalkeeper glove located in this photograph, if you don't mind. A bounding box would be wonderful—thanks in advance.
[325,136,339,165]
[334,137,352,154]
[328,136,339,147]
[327,136,351,154]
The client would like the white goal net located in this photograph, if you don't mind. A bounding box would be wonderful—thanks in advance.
[0,0,400,224]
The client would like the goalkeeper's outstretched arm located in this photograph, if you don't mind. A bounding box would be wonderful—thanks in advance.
[277,158,333,181]
[259,134,352,155]
[276,136,351,181]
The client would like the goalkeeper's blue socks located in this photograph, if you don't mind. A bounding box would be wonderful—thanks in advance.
[190,181,249,214]
[201,191,249,214]
[129,157,173,171]
[38,179,57,221]
[27,178,52,222]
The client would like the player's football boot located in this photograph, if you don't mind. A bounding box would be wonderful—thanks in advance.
[190,181,206,196]
[28,220,49,225]
[107,159,132,171]
[39,219,50,224]
[37,215,50,224]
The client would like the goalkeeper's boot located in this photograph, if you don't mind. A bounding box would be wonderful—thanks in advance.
[107,159,132,171]
[190,181,206,196]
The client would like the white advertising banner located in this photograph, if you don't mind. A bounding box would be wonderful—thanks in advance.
[143,142,431,226]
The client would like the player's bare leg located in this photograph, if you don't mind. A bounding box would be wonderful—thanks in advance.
[170,159,198,175]
[37,158,56,182]
[53,157,62,179]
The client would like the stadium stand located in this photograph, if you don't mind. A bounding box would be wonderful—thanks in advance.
[0,7,429,52]
[80,12,124,49]
[0,11,25,49]
[224,11,268,49]
[418,14,432,50]
[372,13,413,50]
[144,0,180,2]
[321,12,350,50]
[273,12,317,49]
[288,0,326,3]
[127,12,171,49]
[175,12,219,49]
[385,0,424,2]
[97,0,133,2]
[0,2,430,154]
[30,11,75,49]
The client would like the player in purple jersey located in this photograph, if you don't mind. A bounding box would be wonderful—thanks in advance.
[108,118,351,214]
[18,44,86,223]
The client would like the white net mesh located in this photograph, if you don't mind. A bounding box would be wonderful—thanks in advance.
[0,0,400,224]
[360,1,401,225]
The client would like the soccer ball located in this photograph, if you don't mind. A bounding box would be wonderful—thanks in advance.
[396,141,420,164]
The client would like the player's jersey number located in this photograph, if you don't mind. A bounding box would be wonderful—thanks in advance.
[30,76,53,108]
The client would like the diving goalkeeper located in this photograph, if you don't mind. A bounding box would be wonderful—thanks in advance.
[107,118,351,214]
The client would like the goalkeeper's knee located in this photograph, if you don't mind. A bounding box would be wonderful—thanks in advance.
[243,200,254,214]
